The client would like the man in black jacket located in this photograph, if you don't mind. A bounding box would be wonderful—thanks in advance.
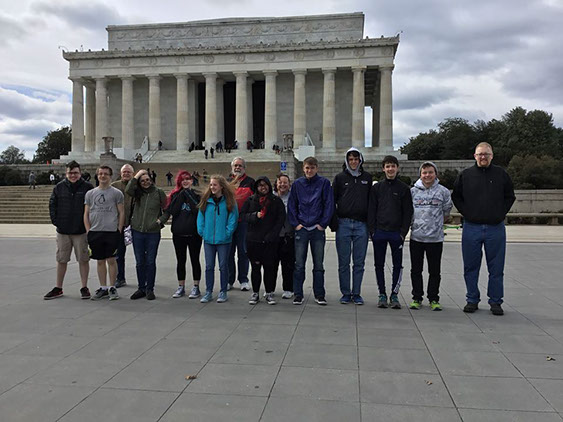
[333,148,372,305]
[45,161,94,300]
[368,156,413,309]
[452,142,515,316]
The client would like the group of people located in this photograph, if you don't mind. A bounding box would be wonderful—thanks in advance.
[44,141,515,316]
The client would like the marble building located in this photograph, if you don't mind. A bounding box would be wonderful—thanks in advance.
[63,12,399,162]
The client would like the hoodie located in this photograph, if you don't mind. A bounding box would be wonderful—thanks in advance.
[332,147,372,222]
[410,178,453,242]
[240,176,286,243]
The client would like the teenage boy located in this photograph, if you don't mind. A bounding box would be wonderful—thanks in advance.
[288,157,334,305]
[45,161,93,300]
[409,162,452,311]
[111,164,134,288]
[368,156,413,309]
[333,148,372,305]
[84,166,125,300]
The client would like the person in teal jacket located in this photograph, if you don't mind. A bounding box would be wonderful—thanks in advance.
[197,175,238,303]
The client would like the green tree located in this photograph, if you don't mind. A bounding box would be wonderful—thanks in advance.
[0,145,29,164]
[507,154,563,189]
[439,118,479,160]
[399,130,443,159]
[33,126,71,163]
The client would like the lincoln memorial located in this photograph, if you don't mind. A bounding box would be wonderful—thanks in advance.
[62,12,400,163]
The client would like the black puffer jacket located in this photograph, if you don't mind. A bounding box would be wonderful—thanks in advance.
[165,189,201,236]
[49,178,94,234]
[367,177,413,238]
[240,176,286,243]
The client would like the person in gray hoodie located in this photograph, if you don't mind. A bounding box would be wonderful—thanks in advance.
[409,161,452,311]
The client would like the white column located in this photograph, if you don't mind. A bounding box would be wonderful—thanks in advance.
[121,76,135,151]
[247,78,254,146]
[379,65,394,150]
[70,78,85,153]
[216,78,225,146]
[175,74,189,150]
[352,66,366,149]
[234,72,248,145]
[293,70,307,149]
[322,68,336,150]
[264,71,277,150]
[85,83,96,152]
[188,79,197,148]
[204,73,217,150]
[148,75,161,150]
[94,77,108,152]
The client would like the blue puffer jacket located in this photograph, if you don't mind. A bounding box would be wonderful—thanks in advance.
[288,174,334,229]
[197,196,238,245]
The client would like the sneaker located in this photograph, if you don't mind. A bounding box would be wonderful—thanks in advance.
[114,279,127,288]
[352,295,364,305]
[265,293,276,305]
[217,291,228,303]
[463,302,479,313]
[282,291,294,299]
[409,300,422,310]
[249,292,260,305]
[130,289,146,300]
[315,296,327,306]
[108,286,119,300]
[172,286,185,298]
[188,285,201,299]
[80,287,91,300]
[490,303,504,316]
[200,292,213,303]
[263,291,275,298]
[377,294,388,308]
[227,284,233,291]
[91,288,109,301]
[146,291,156,300]
[390,294,401,309]
[340,294,352,304]
[44,287,63,300]
[240,282,250,291]
[293,295,304,305]
[430,301,442,311]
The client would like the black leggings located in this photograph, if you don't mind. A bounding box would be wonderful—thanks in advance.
[172,234,202,282]
[247,241,279,293]
[277,235,295,292]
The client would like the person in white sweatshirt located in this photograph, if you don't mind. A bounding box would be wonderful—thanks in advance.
[409,161,452,311]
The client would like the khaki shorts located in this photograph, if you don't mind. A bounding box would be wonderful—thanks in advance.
[56,233,90,263]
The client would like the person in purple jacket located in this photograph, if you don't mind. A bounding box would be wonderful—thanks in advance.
[288,157,334,306]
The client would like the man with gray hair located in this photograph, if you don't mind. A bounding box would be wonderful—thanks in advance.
[228,157,255,291]
[452,142,515,316]
[111,164,135,287]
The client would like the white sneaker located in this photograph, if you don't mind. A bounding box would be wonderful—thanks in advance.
[282,291,294,299]
[263,291,275,298]
[240,282,250,291]
[249,292,259,305]
[108,286,119,301]
[265,293,276,305]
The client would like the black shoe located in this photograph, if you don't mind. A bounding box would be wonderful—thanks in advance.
[44,287,63,300]
[146,291,156,300]
[315,296,327,306]
[130,289,146,300]
[80,287,91,300]
[490,303,504,316]
[293,295,304,305]
[463,302,479,313]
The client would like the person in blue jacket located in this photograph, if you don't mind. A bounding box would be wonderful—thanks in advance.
[288,156,334,306]
[197,175,238,303]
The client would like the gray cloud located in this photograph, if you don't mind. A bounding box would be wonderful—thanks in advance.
[33,0,127,30]
[0,14,28,41]
[0,87,70,121]
[394,85,456,111]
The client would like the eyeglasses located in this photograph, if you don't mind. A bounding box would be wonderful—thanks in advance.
[475,153,492,157]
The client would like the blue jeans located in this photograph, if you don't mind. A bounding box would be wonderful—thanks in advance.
[116,230,126,281]
[336,218,368,296]
[372,230,404,295]
[228,222,249,285]
[462,221,506,305]
[293,228,326,298]
[204,242,231,293]
[132,230,161,292]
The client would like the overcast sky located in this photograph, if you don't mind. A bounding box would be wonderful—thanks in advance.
[1,0,562,158]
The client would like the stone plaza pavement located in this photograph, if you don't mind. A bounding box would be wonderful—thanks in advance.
[0,226,562,421]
